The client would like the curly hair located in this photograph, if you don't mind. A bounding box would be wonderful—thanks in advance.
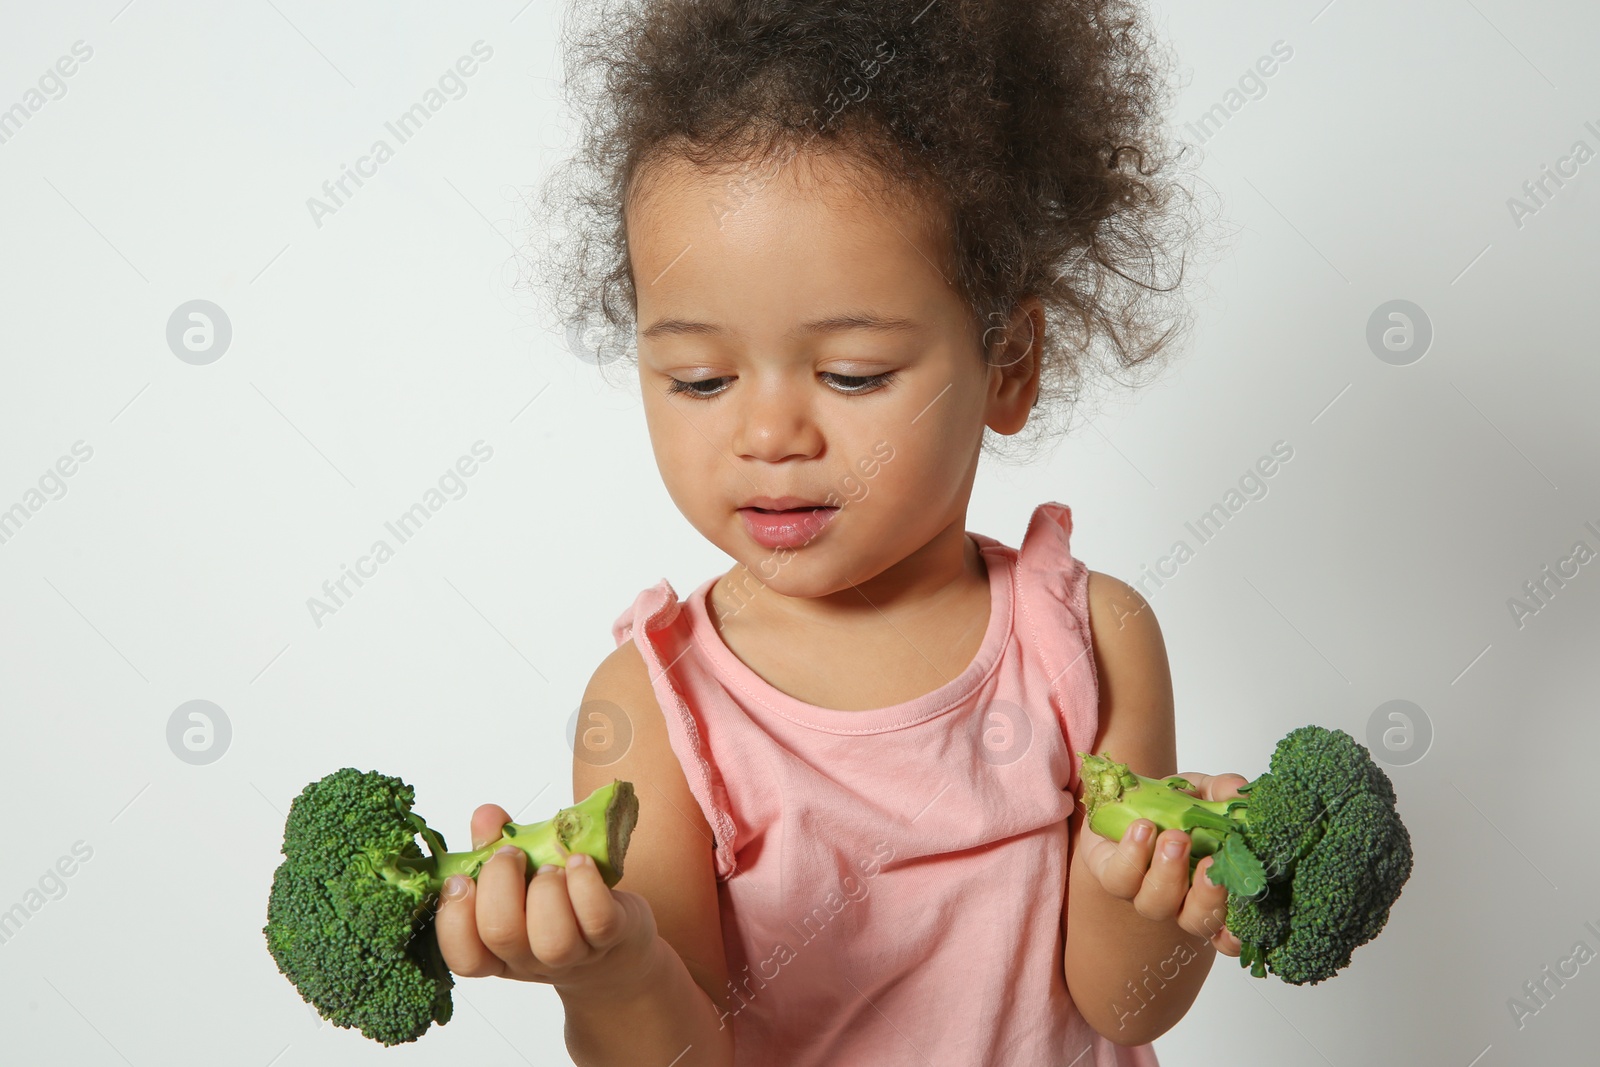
[522,0,1220,461]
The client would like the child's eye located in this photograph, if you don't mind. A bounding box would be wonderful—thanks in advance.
[823,371,897,394]
[663,371,897,400]
[664,376,731,399]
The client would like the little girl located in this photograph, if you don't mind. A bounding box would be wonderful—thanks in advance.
[439,1,1248,1063]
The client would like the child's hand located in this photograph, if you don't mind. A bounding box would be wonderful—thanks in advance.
[435,802,661,995]
[1077,771,1250,957]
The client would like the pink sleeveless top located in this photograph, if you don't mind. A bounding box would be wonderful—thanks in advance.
[611,502,1161,1066]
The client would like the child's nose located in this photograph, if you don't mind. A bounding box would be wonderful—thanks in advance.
[731,390,824,461]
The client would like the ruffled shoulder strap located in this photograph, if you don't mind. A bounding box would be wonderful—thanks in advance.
[611,579,740,880]
[610,578,679,647]
[1009,502,1101,799]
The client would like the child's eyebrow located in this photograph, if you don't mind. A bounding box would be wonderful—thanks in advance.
[640,311,923,341]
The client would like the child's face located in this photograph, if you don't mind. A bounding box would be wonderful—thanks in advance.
[627,148,1038,595]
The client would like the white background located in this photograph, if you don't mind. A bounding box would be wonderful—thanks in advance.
[1,1,1596,1064]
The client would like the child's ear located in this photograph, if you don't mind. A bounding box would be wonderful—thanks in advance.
[985,295,1043,435]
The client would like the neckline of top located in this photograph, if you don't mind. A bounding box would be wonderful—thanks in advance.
[686,533,1015,734]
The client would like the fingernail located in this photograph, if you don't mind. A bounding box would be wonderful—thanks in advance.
[1162,837,1187,858]
[496,845,521,859]
[536,863,560,875]
[1130,822,1152,844]
[444,875,467,900]
[569,853,590,869]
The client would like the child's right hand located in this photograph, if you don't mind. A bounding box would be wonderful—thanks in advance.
[435,801,662,995]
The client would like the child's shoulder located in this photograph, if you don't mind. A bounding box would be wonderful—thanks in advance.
[578,636,695,789]
[1078,568,1176,768]
[1084,569,1154,635]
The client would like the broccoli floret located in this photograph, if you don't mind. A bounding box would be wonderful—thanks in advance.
[262,768,640,1045]
[1077,724,1414,986]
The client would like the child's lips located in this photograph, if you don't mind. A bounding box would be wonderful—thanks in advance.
[741,495,833,511]
[738,506,839,548]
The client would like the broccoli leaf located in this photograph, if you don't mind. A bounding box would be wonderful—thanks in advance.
[1203,832,1266,897]
[1238,939,1269,979]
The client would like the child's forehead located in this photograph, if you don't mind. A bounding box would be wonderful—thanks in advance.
[626,149,956,305]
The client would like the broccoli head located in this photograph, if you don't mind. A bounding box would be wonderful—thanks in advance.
[1077,724,1413,985]
[263,769,639,1045]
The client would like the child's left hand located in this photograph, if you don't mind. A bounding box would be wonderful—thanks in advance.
[1076,770,1251,957]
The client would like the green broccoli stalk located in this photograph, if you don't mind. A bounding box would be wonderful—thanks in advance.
[263,769,639,1046]
[1077,724,1413,986]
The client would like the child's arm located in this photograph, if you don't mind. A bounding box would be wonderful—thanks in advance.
[563,642,736,1065]
[1062,573,1246,1047]
[557,936,732,1066]
[435,642,734,1066]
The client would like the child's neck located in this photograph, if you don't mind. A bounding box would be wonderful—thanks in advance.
[705,528,994,711]
[711,525,986,635]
